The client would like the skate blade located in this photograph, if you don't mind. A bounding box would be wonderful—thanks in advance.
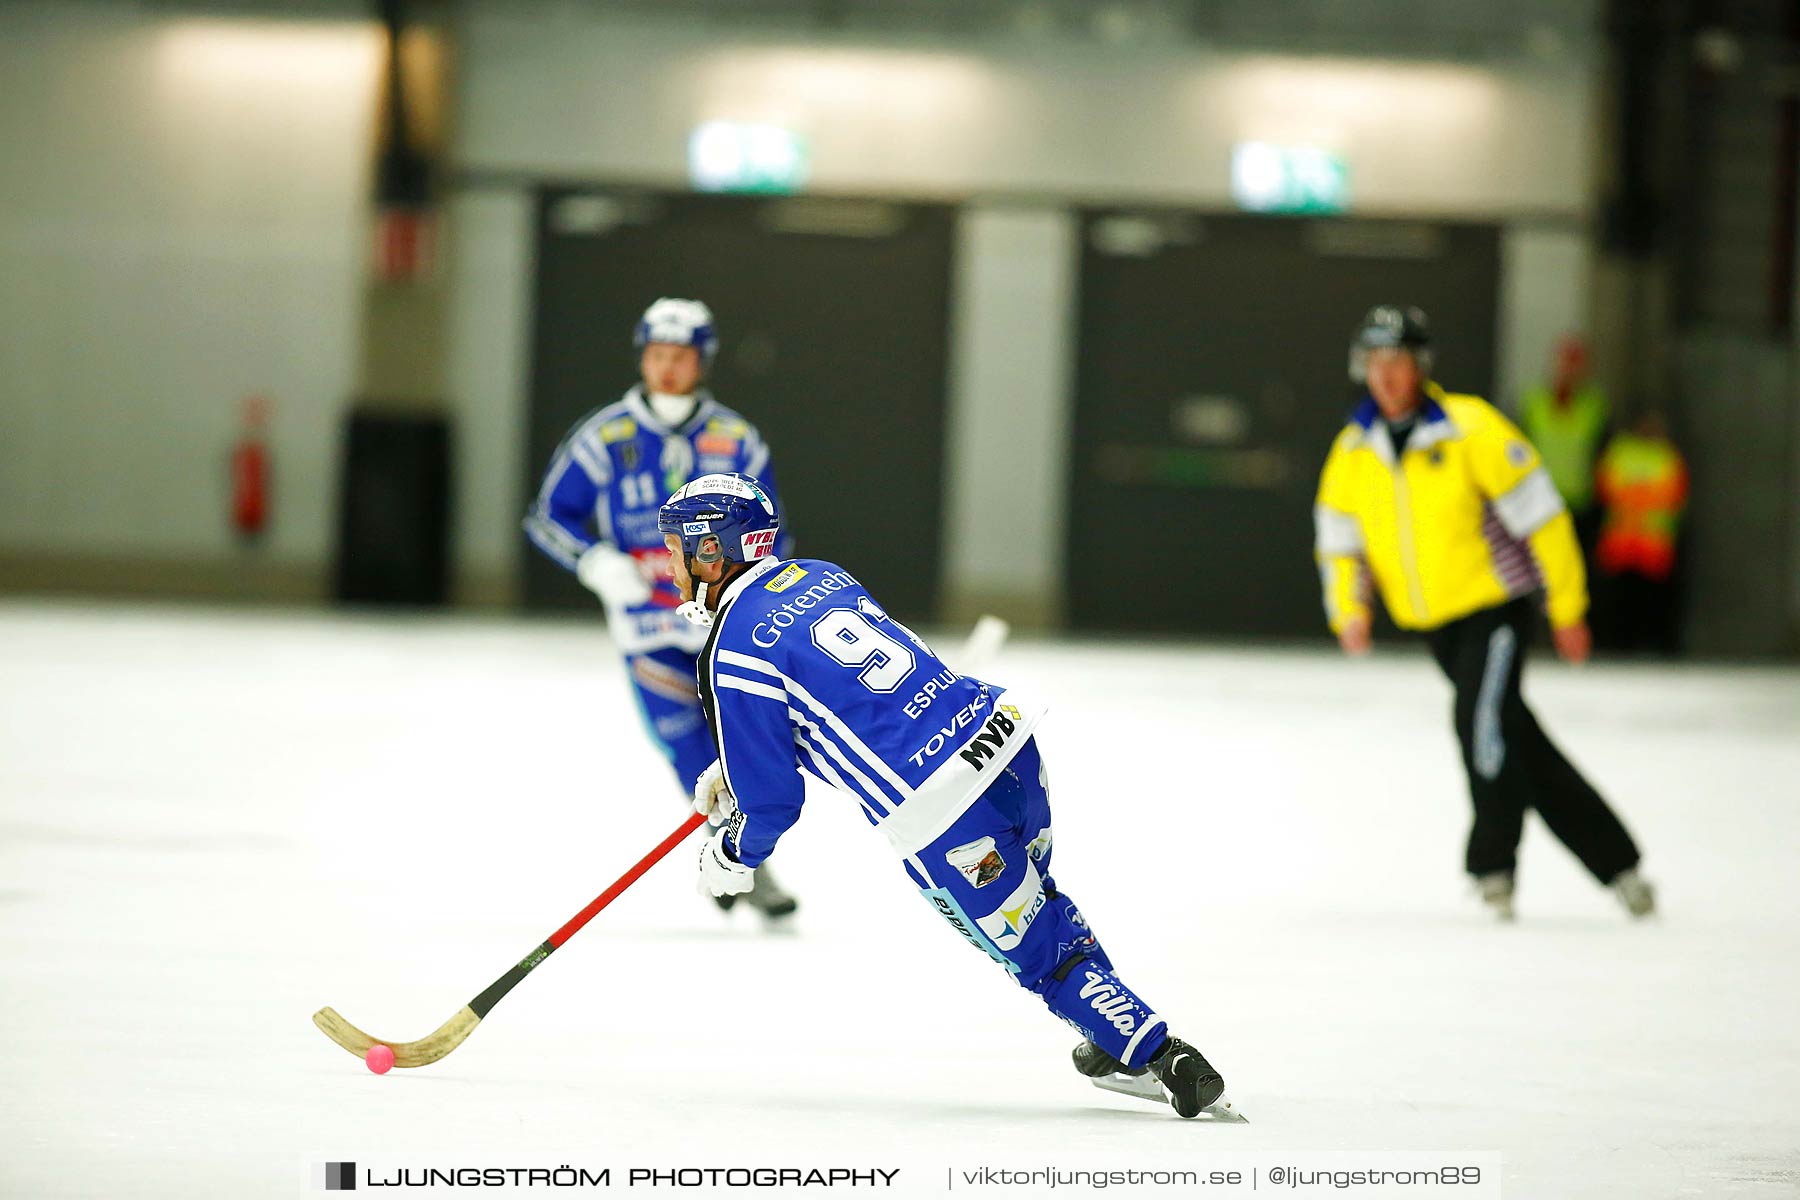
[1202,1095,1249,1123]
[1087,1072,1249,1122]
[1089,1069,1164,1104]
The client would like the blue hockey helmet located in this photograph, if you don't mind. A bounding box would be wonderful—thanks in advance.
[634,297,718,368]
[657,473,781,568]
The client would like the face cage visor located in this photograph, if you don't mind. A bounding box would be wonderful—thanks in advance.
[690,533,726,570]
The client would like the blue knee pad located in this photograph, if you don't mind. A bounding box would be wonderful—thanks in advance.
[1015,890,1166,1069]
[1014,887,1111,988]
[922,863,1166,1070]
[914,743,1168,1071]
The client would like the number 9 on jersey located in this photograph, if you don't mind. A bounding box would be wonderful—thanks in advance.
[810,610,916,693]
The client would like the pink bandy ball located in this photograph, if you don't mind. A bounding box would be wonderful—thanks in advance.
[365,1044,396,1075]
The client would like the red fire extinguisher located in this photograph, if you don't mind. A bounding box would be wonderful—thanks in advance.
[231,395,271,542]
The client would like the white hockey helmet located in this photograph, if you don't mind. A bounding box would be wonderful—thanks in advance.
[634,298,718,368]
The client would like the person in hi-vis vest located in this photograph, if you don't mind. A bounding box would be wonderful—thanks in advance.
[1314,306,1655,922]
[1520,335,1610,554]
[1594,408,1688,654]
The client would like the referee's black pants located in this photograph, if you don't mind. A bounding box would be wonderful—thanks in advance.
[1426,598,1640,884]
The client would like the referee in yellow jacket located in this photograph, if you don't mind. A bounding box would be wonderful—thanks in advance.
[1313,306,1654,920]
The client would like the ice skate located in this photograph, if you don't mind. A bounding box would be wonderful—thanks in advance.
[1610,867,1656,918]
[712,867,798,920]
[742,866,798,920]
[1072,1038,1133,1080]
[1073,1038,1243,1121]
[1476,871,1515,922]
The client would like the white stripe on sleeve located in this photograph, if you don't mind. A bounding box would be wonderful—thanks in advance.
[570,439,608,485]
[789,708,894,816]
[794,734,883,825]
[1314,504,1364,557]
[781,673,916,801]
[718,649,781,679]
[1489,467,1566,538]
[523,512,586,568]
[717,675,786,703]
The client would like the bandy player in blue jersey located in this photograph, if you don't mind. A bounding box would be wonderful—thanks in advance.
[524,300,796,920]
[655,473,1239,1120]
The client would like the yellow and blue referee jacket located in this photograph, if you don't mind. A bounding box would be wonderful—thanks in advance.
[1313,383,1588,635]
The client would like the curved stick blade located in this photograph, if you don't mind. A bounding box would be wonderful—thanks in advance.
[312,1006,378,1056]
[312,1005,481,1068]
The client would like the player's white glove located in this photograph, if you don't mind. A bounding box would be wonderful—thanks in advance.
[575,543,652,609]
[697,827,754,899]
[692,760,737,826]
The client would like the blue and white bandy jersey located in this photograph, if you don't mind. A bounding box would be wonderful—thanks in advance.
[524,387,787,653]
[698,558,1046,871]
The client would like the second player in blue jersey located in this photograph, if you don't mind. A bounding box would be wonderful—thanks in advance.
[524,299,797,920]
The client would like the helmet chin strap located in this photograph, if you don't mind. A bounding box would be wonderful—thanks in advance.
[677,578,714,627]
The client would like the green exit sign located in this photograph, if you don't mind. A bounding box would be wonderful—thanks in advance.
[689,122,810,194]
[1231,142,1349,214]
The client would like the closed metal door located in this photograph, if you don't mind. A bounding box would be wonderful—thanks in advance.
[1068,211,1500,636]
[526,189,956,619]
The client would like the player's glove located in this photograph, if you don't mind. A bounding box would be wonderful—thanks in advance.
[697,827,754,899]
[692,760,737,826]
[575,543,652,609]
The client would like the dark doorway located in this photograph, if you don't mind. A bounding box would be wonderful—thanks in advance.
[526,188,956,619]
[1068,212,1501,636]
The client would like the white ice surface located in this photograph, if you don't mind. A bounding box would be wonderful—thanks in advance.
[2,601,1797,1198]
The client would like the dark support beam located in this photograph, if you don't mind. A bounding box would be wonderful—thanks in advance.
[1770,0,1800,331]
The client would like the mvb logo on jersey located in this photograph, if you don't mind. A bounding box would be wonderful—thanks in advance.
[741,528,777,559]
[957,704,1023,772]
[1078,968,1149,1037]
[976,862,1047,952]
